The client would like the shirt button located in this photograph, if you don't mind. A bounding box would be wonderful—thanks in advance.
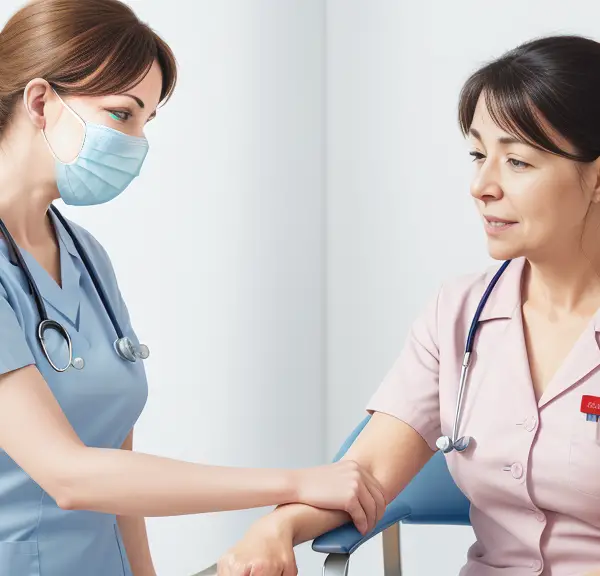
[525,416,538,432]
[530,559,542,572]
[510,462,523,479]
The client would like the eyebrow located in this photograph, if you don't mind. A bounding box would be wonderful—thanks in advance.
[122,94,144,108]
[469,127,524,146]
[121,93,157,118]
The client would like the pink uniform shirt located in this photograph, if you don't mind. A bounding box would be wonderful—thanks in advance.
[367,256,600,576]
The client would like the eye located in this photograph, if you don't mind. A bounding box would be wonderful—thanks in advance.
[469,151,485,162]
[107,109,132,122]
[507,158,530,169]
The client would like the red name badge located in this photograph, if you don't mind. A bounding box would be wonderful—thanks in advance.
[581,395,600,415]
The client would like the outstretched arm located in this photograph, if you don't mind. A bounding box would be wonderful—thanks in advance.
[0,364,384,533]
[217,412,434,576]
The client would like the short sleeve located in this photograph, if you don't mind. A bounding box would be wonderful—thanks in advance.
[366,285,442,451]
[0,288,36,376]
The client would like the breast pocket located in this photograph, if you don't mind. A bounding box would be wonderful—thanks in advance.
[568,416,600,497]
[0,541,40,575]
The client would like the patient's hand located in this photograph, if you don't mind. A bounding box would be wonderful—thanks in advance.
[217,516,296,576]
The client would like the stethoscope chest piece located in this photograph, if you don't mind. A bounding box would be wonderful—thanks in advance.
[114,337,150,363]
[436,434,472,454]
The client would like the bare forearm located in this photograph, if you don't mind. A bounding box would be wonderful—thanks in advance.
[61,447,295,516]
[270,503,350,546]
[261,414,435,546]
[117,515,156,576]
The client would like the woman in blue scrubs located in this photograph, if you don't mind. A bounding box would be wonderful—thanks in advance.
[0,1,386,575]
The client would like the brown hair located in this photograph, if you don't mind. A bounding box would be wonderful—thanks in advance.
[457,35,600,163]
[0,0,177,134]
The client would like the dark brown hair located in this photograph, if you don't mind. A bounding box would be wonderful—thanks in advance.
[458,35,600,163]
[0,0,177,134]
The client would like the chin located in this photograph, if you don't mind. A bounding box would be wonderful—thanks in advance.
[486,239,524,262]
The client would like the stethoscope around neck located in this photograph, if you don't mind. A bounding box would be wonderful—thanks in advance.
[0,204,149,373]
[436,259,512,454]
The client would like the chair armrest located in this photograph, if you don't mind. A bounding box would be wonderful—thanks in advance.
[311,496,411,555]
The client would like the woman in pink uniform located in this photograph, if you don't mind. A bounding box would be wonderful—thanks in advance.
[217,34,600,576]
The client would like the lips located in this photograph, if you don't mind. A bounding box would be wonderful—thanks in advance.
[482,214,518,235]
[483,215,517,224]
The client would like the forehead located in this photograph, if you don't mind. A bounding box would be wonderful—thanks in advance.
[117,60,163,109]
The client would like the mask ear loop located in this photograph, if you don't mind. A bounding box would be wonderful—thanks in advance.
[39,86,87,165]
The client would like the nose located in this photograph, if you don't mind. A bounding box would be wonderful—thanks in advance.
[470,161,503,203]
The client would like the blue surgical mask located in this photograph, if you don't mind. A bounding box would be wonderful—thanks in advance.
[41,90,149,206]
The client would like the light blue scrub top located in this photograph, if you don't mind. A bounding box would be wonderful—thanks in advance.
[0,206,148,575]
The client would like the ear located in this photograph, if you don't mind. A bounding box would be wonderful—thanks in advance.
[22,79,54,130]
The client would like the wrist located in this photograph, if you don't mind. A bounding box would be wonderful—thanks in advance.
[250,508,296,544]
[279,469,299,505]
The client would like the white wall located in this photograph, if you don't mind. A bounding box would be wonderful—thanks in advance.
[3,0,600,575]
[325,1,600,574]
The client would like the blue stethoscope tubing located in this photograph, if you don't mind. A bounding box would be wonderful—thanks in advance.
[0,204,149,373]
[436,259,512,454]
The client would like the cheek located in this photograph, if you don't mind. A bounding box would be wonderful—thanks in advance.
[516,175,586,237]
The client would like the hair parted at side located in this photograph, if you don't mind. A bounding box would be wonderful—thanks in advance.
[458,34,600,163]
[0,0,177,135]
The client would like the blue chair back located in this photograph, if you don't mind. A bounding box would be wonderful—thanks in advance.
[333,415,471,525]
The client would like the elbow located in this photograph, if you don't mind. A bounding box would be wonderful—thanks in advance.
[55,485,81,511]
[52,474,84,511]
[47,448,90,511]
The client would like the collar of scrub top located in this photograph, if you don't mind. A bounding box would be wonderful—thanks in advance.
[2,205,150,368]
[474,257,600,329]
[474,257,523,322]
[6,207,82,326]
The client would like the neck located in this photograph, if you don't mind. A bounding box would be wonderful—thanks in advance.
[0,141,58,248]
[523,246,600,316]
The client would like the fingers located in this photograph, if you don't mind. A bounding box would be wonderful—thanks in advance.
[362,471,387,524]
[219,557,295,576]
[282,560,299,576]
[345,491,368,535]
[217,556,251,576]
[357,478,378,533]
[342,460,386,534]
[249,559,296,576]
